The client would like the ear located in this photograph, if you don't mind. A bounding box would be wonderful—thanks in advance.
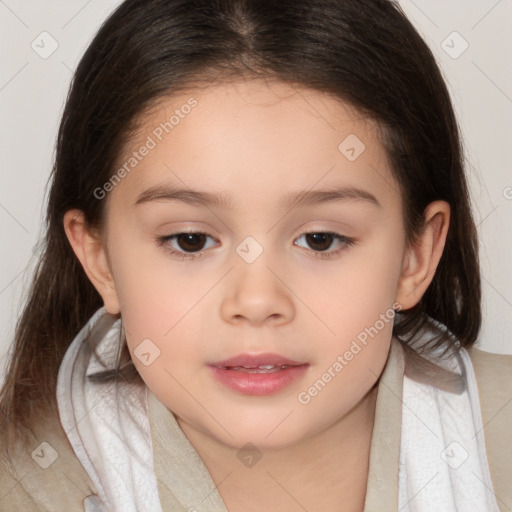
[63,209,120,315]
[396,200,450,310]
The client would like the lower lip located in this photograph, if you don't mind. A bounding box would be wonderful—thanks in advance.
[208,365,309,396]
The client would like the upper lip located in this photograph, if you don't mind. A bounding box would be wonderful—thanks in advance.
[210,353,307,368]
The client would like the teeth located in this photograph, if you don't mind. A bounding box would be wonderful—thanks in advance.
[226,364,289,373]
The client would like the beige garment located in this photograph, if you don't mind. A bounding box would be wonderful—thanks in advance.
[148,338,512,511]
[1,339,511,511]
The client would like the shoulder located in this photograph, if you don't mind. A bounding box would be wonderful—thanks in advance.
[469,345,512,376]
[0,406,99,512]
[468,346,512,512]
[469,346,512,410]
[468,345,512,432]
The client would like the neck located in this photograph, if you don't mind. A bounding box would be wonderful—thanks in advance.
[177,384,378,512]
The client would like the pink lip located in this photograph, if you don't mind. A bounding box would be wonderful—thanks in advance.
[208,353,309,396]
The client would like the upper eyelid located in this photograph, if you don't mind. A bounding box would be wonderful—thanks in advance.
[161,228,349,239]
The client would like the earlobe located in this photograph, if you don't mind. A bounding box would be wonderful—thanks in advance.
[396,201,450,310]
[63,209,120,315]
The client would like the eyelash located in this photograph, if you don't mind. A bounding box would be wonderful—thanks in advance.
[156,230,356,261]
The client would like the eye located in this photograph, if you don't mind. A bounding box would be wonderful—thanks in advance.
[157,230,356,261]
[157,232,218,259]
[294,232,355,259]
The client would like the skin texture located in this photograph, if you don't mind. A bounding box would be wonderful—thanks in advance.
[64,78,450,511]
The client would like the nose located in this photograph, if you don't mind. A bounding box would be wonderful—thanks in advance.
[220,259,295,327]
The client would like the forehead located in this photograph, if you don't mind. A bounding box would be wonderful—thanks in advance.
[107,78,397,210]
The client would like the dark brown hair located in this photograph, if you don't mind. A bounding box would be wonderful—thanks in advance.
[0,0,480,454]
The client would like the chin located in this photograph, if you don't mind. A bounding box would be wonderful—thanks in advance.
[204,416,310,451]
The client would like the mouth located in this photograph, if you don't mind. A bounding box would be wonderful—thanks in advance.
[211,352,307,368]
[208,353,309,395]
[221,364,300,374]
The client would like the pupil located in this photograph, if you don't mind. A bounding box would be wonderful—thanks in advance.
[306,233,332,251]
[178,233,205,252]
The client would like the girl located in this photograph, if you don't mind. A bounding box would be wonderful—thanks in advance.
[1,0,511,511]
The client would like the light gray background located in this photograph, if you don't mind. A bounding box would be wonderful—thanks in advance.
[1,0,511,386]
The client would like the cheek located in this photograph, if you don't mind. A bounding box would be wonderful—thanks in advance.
[292,232,404,338]
[294,252,401,422]
[296,327,391,437]
[107,227,205,335]
[291,229,403,402]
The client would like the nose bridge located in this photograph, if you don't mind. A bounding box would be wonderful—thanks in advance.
[220,236,295,326]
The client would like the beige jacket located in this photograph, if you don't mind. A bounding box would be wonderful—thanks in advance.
[1,340,511,511]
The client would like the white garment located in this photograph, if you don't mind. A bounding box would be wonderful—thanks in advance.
[398,339,501,511]
[56,307,162,512]
[57,306,501,512]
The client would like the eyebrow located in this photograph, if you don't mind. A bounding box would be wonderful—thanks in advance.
[134,184,381,210]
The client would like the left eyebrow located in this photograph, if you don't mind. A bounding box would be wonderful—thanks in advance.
[282,187,381,210]
[134,184,381,209]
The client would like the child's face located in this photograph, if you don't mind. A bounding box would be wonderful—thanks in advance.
[95,79,410,448]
